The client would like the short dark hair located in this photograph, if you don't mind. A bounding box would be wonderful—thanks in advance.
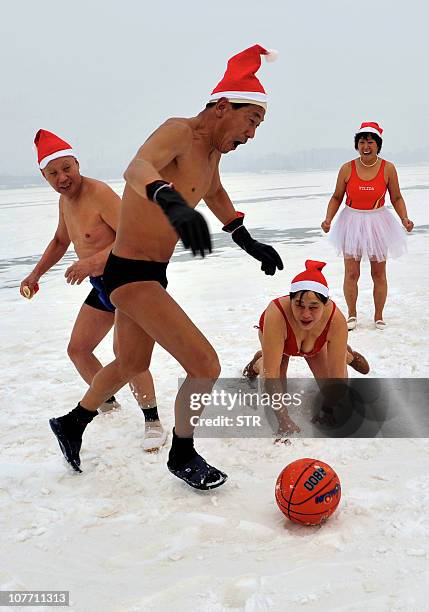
[290,290,329,305]
[205,101,252,110]
[354,132,383,153]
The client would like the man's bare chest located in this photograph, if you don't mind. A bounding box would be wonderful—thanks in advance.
[163,153,219,204]
[63,203,106,246]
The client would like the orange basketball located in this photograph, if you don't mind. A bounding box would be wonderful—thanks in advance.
[275,458,341,526]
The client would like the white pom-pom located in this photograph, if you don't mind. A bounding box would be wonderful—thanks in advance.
[264,49,279,62]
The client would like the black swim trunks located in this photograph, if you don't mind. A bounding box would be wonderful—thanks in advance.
[103,252,168,298]
[84,276,115,313]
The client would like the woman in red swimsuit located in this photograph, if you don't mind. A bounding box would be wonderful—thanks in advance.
[321,122,414,330]
[243,260,369,381]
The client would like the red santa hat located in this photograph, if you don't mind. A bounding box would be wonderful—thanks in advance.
[208,44,278,109]
[34,129,76,170]
[356,121,383,137]
[290,260,329,298]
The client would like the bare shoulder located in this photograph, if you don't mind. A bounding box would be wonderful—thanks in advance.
[146,117,193,143]
[341,160,353,174]
[335,161,352,183]
[164,117,194,133]
[84,177,119,197]
[330,303,347,333]
[383,159,395,172]
[266,297,287,323]
[81,178,120,212]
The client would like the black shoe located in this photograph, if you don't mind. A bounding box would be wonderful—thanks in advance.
[49,417,82,473]
[168,454,228,490]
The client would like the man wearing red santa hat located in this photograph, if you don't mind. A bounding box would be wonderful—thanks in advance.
[22,129,167,451]
[49,45,283,488]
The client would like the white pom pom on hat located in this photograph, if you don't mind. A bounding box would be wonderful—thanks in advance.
[264,49,279,62]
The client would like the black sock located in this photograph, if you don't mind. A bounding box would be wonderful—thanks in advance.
[167,428,197,469]
[59,403,97,438]
[141,406,160,422]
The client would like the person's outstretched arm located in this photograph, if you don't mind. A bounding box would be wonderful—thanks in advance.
[386,162,414,232]
[20,203,71,296]
[204,168,283,275]
[321,163,349,233]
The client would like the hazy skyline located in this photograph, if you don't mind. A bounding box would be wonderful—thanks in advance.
[2,0,428,179]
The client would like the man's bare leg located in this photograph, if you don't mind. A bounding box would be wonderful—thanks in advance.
[106,284,225,488]
[113,325,166,452]
[67,304,114,383]
[109,282,221,438]
[129,370,167,452]
[50,281,226,487]
[67,304,123,413]
[49,309,156,472]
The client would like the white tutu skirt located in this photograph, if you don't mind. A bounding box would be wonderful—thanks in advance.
[329,206,407,262]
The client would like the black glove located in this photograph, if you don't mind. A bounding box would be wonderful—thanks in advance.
[147,181,212,257]
[223,214,283,276]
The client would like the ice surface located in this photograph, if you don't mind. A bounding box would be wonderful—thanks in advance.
[1,168,428,611]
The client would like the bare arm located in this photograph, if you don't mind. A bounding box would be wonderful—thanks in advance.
[386,162,414,232]
[65,242,115,284]
[20,204,71,296]
[203,167,237,224]
[205,168,283,275]
[261,303,287,378]
[123,121,192,198]
[326,313,348,378]
[321,163,349,233]
[124,120,211,258]
[261,303,301,435]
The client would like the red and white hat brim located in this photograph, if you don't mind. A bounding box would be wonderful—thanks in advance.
[357,127,382,137]
[39,149,76,170]
[290,280,329,297]
[209,90,268,104]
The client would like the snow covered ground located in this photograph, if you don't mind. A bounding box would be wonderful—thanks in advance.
[1,167,428,611]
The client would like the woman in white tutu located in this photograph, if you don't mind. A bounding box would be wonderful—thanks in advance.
[321,122,414,330]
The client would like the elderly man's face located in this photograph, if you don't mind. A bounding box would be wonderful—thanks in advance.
[42,156,82,197]
[214,101,265,154]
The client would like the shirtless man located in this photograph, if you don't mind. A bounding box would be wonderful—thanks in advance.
[49,45,283,489]
[22,129,166,451]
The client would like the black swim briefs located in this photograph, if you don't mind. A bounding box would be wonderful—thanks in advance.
[84,275,115,313]
[103,252,169,298]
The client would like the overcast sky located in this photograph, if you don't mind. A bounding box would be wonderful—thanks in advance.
[1,0,428,177]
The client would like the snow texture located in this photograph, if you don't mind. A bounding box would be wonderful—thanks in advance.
[1,167,428,611]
